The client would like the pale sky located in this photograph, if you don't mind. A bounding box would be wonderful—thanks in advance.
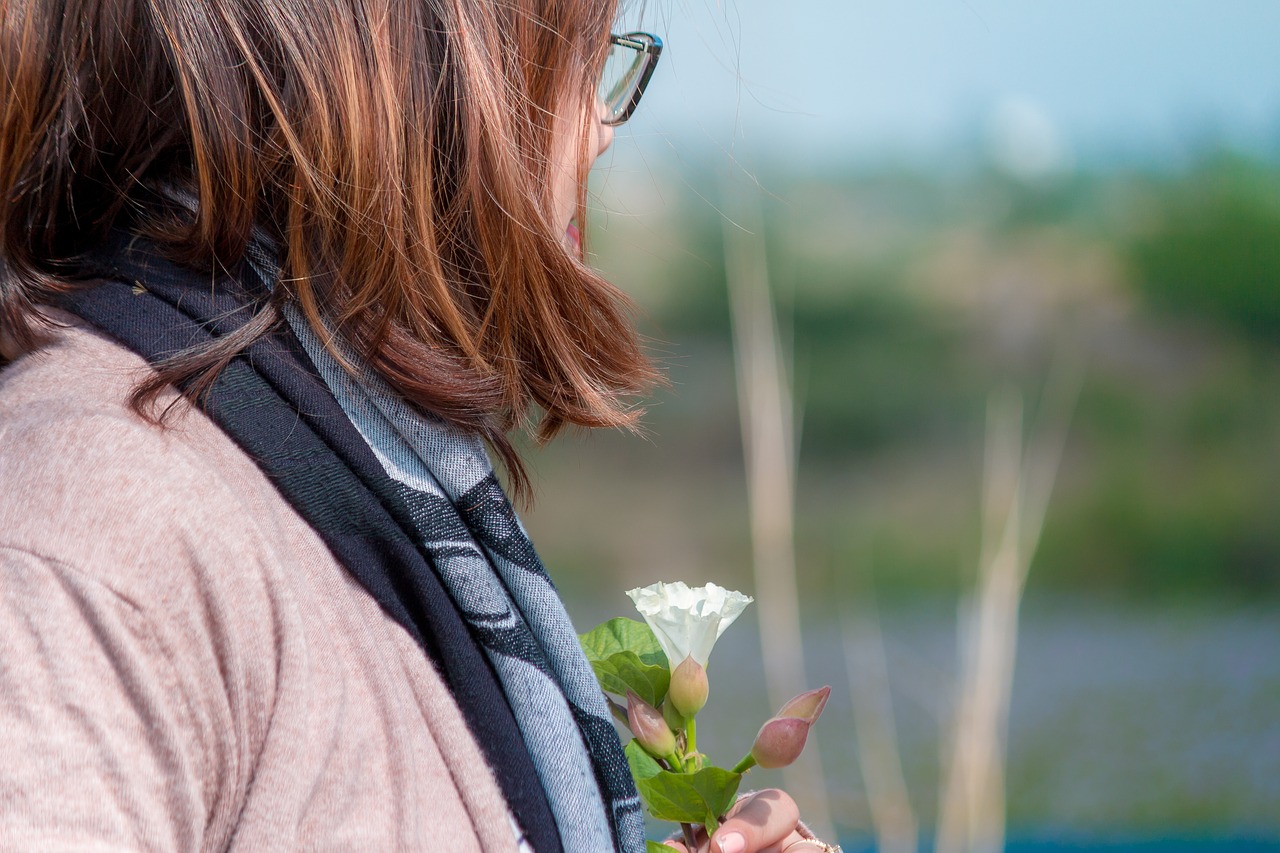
[614,0,1280,169]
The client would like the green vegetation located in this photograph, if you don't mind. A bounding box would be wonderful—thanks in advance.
[1126,153,1280,343]
[529,151,1280,603]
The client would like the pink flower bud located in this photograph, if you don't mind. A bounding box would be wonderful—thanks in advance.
[750,716,811,769]
[777,685,830,723]
[668,656,709,718]
[627,691,675,759]
[748,685,831,770]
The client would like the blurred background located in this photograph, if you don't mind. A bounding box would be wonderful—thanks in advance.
[523,1,1280,848]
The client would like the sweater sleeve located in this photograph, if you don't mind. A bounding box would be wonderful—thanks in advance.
[0,545,210,852]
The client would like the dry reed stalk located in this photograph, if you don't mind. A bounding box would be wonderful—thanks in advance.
[936,356,1081,853]
[935,391,1023,853]
[722,182,834,839]
[842,586,918,853]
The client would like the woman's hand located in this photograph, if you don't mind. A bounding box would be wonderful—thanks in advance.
[661,789,829,853]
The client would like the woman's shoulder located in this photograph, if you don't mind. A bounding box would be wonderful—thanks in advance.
[0,319,295,592]
[0,321,274,847]
[0,319,518,850]
[0,318,316,708]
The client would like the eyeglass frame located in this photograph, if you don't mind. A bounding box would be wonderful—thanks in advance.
[599,32,663,127]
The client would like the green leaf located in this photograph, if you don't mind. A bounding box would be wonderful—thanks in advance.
[647,843,674,853]
[579,618,668,669]
[589,651,671,707]
[626,738,664,777]
[625,740,743,827]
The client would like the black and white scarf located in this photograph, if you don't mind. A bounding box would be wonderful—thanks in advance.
[62,230,645,852]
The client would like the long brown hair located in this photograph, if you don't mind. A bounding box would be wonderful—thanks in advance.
[0,0,659,494]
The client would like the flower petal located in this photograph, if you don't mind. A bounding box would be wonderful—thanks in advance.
[626,582,753,668]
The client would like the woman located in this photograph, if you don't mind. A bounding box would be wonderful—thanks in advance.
[0,0,827,849]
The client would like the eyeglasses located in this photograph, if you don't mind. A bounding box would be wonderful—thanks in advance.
[598,32,663,127]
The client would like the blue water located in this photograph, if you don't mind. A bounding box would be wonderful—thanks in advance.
[835,839,1280,853]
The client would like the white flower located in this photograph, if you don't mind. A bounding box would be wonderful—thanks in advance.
[625,581,753,669]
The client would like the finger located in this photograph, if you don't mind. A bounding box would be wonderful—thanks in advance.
[709,789,800,853]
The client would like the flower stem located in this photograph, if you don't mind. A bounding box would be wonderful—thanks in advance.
[681,823,698,850]
[687,717,698,757]
[730,753,757,774]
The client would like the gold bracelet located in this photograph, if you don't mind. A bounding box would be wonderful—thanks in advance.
[783,840,842,853]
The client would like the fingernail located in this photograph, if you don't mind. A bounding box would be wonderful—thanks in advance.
[718,832,746,853]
